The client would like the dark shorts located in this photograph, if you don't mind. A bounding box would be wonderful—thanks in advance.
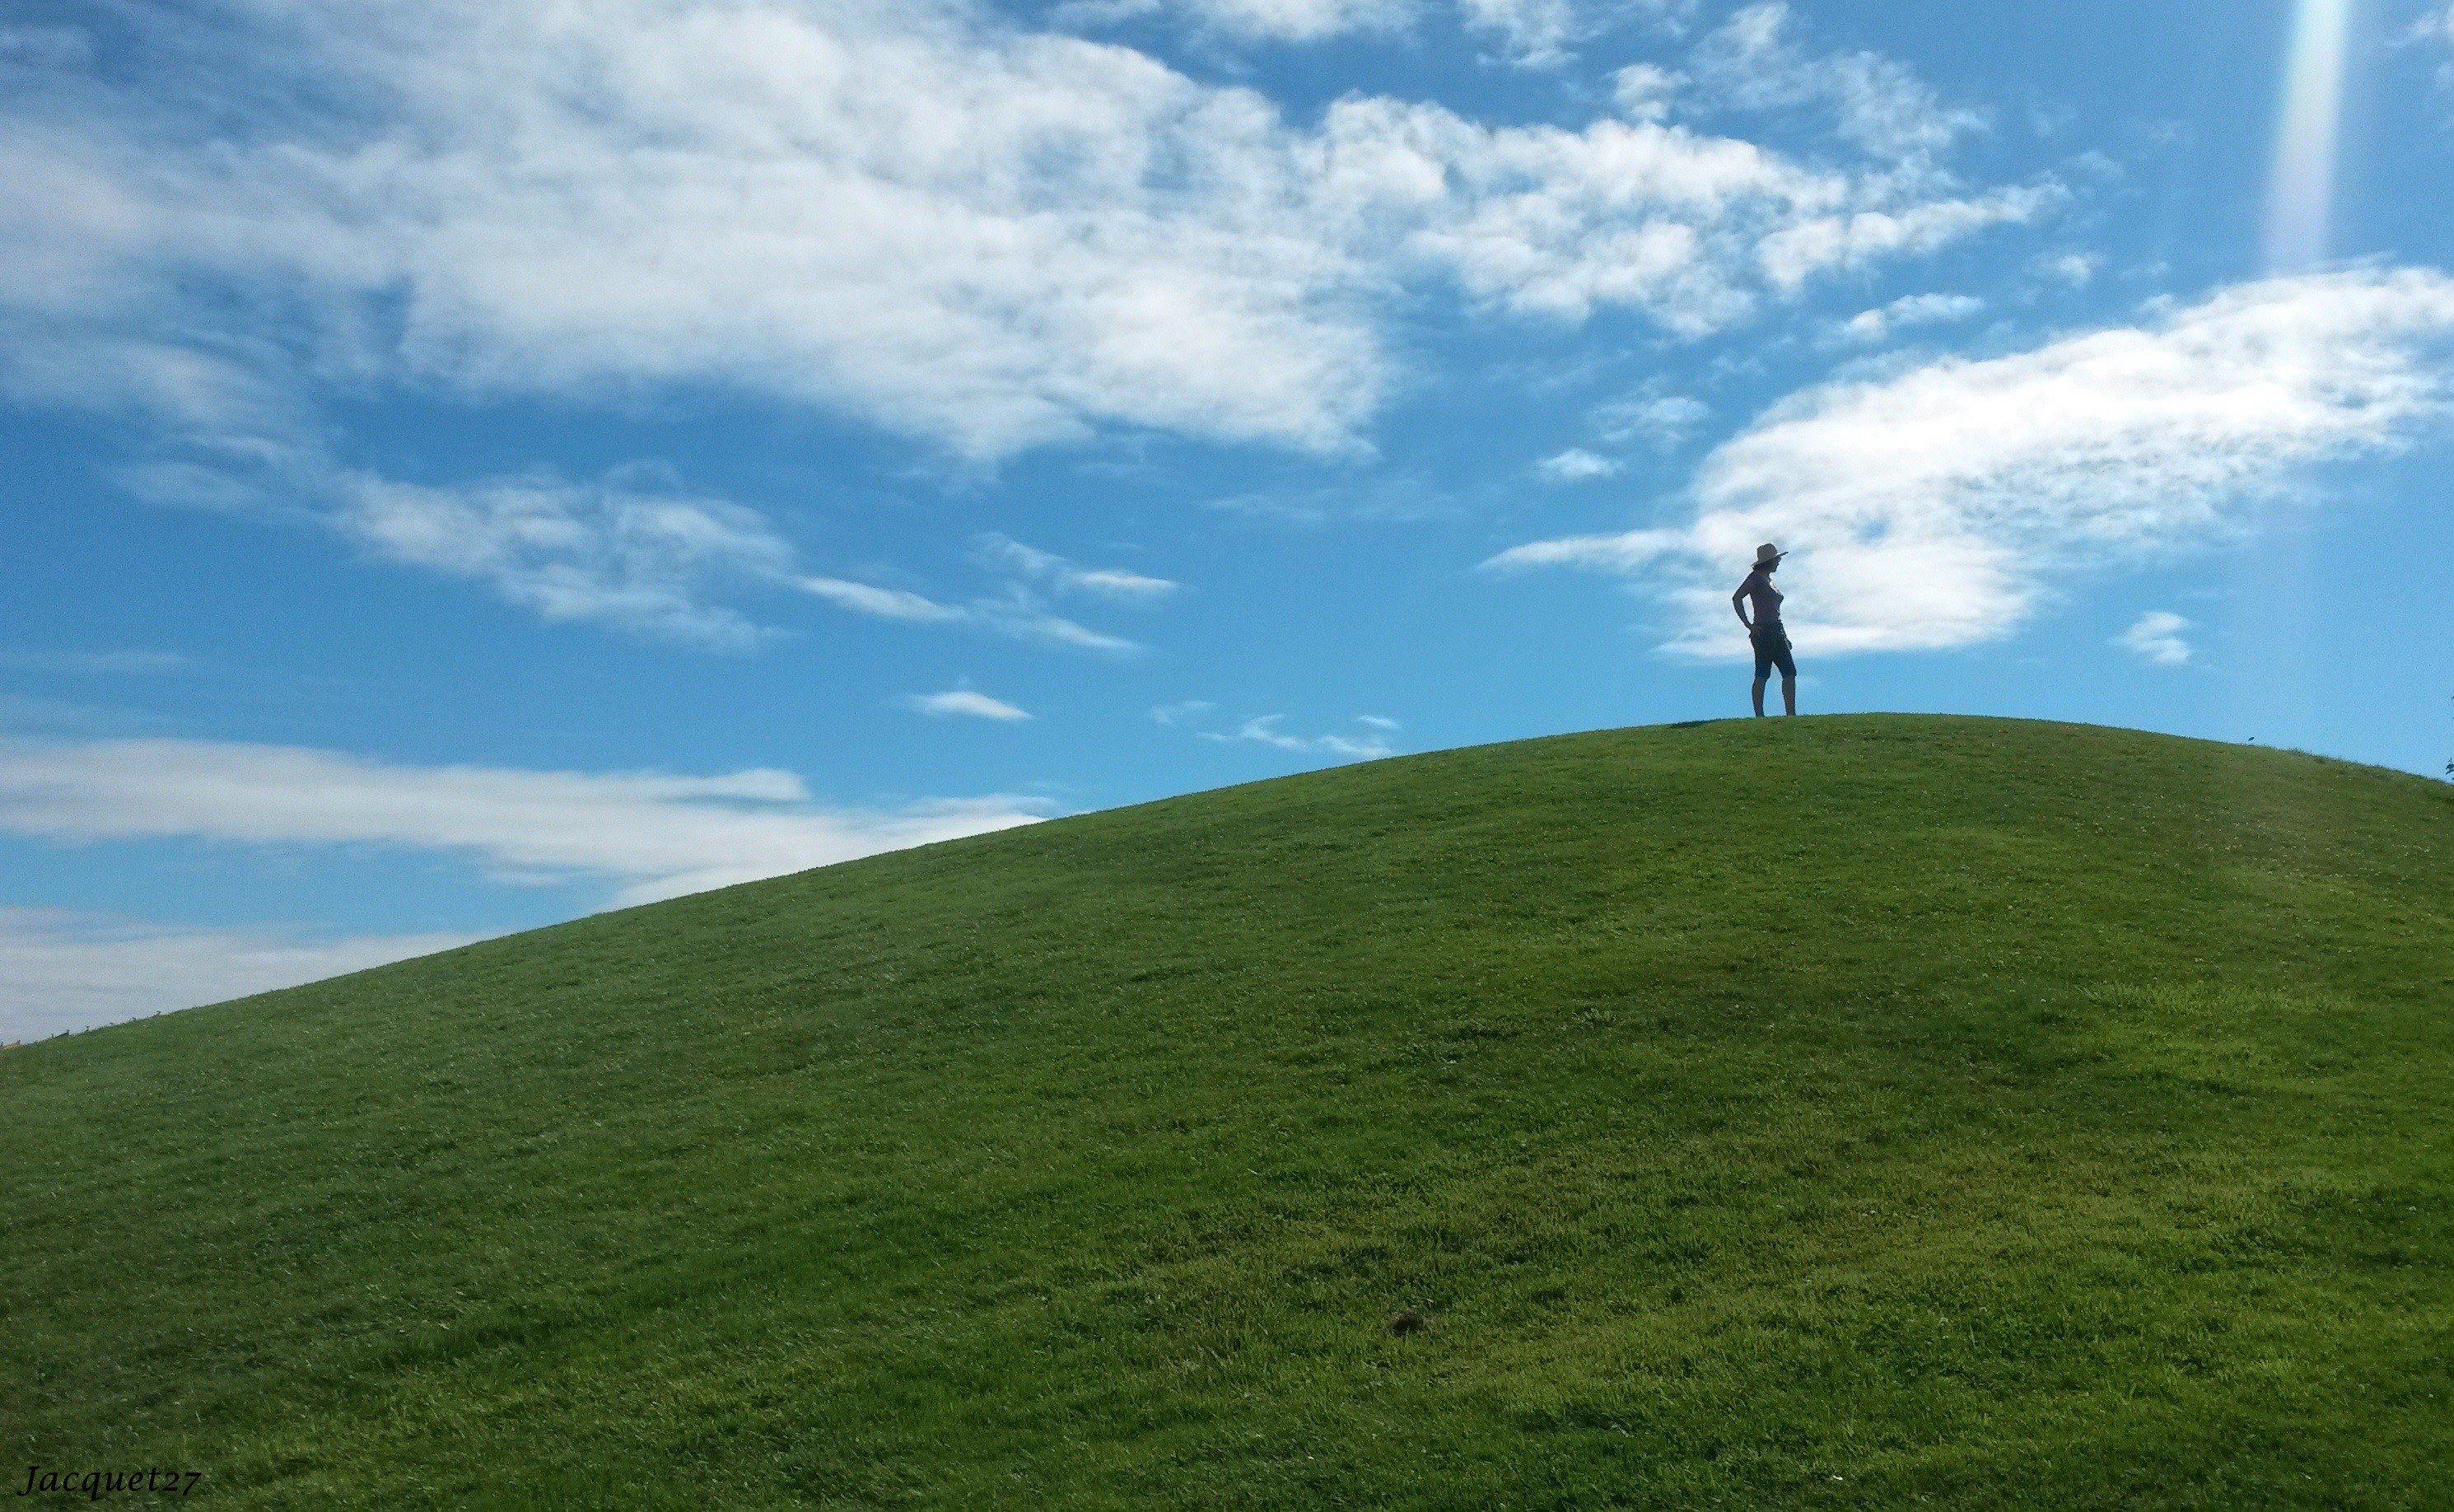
[1751,625,1795,680]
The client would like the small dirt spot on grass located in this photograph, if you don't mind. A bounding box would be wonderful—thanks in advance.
[1386,1309,1433,1337]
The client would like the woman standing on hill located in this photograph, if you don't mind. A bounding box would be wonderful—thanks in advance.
[1732,543,1796,718]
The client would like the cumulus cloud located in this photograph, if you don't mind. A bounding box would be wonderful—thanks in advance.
[0,735,1051,908]
[904,689,1033,720]
[1612,63,1685,120]
[1490,268,2454,657]
[2038,251,2101,287]
[1,0,2060,462]
[2118,610,2192,666]
[0,908,481,1042]
[1536,447,1621,482]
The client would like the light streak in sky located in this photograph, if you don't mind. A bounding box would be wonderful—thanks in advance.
[2265,0,2357,272]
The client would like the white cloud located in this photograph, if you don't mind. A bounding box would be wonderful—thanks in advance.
[1,0,2060,461]
[904,689,1033,720]
[800,534,1155,652]
[800,576,1140,653]
[799,576,968,623]
[1536,447,1622,482]
[1356,713,1402,730]
[0,908,483,1042]
[2425,2,2454,33]
[105,429,806,649]
[1329,96,2057,328]
[2039,251,2101,287]
[973,534,1177,599]
[1691,2,1983,160]
[1459,0,1580,66]
[0,735,1051,908]
[1838,291,1985,342]
[1754,186,2058,292]
[1612,63,1685,120]
[1490,268,2454,657]
[2118,610,2192,666]
[1202,714,1393,758]
[338,469,795,648]
[1192,0,1417,40]
[1593,388,1712,447]
[1150,699,1215,726]
[2414,3,2454,86]
[1061,0,1581,58]
[1052,0,1415,43]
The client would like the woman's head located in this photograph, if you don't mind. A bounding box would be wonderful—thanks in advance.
[1753,542,1785,572]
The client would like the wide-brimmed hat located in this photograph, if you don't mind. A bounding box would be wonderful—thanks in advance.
[1754,543,1786,567]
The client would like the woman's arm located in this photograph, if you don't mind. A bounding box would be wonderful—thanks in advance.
[1731,583,1752,629]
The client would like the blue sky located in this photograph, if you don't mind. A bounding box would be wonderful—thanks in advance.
[5,0,2454,1037]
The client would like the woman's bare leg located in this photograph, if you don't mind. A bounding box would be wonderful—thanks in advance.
[1752,677,1768,717]
[1781,676,1797,716]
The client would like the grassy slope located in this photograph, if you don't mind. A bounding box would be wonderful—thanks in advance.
[5,716,2453,1509]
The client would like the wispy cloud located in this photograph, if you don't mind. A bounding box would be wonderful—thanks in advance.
[1458,0,1581,66]
[2118,611,2193,666]
[0,736,1052,908]
[1691,2,1985,160]
[0,649,189,676]
[337,469,795,649]
[1535,448,1621,483]
[1837,292,1985,343]
[2413,5,2454,92]
[903,690,1032,721]
[1054,0,1415,43]
[0,908,480,1042]
[1490,269,2454,658]
[107,423,808,650]
[973,535,1177,600]
[1593,388,1713,449]
[1151,700,1215,728]
[801,576,1140,655]
[799,577,968,623]
[1200,715,1395,759]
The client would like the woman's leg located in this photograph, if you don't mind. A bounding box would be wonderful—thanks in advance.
[1752,677,1768,716]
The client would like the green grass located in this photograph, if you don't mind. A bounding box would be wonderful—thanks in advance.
[6,716,2453,1509]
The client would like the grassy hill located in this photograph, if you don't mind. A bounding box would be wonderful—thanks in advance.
[6,715,2452,1509]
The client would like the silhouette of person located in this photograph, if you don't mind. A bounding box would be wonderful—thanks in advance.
[1732,543,1796,717]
